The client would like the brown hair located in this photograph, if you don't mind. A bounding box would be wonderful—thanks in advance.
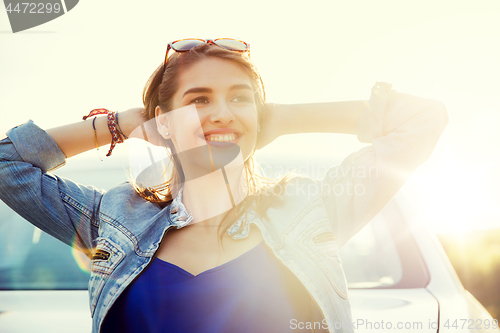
[135,43,288,248]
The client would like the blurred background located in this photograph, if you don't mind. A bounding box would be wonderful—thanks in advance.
[1,0,499,320]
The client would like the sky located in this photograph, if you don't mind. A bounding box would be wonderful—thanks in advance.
[1,0,499,234]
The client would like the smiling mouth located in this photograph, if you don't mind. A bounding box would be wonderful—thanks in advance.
[204,133,238,143]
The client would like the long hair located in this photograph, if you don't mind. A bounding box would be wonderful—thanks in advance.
[135,43,289,249]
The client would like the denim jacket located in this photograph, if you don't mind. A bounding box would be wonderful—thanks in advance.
[0,83,448,333]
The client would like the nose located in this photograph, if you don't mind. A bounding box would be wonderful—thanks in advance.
[209,100,236,125]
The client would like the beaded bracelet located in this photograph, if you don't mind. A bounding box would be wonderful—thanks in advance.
[115,112,128,140]
[82,108,124,157]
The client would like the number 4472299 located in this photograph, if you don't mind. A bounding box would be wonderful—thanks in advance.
[444,318,498,330]
[5,2,61,14]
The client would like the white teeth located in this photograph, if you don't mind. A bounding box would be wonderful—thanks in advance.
[206,133,236,142]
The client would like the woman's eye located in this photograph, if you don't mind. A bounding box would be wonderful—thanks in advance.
[189,96,209,104]
[231,95,252,103]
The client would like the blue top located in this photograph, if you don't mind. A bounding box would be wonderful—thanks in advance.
[102,241,327,333]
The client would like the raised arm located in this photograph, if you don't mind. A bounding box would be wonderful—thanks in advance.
[257,100,367,149]
[0,107,147,254]
[256,94,369,150]
[45,107,146,159]
[329,84,448,249]
[258,82,449,250]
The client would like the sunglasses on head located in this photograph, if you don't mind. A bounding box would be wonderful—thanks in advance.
[164,38,250,67]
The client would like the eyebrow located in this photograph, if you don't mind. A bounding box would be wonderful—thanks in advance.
[182,84,253,97]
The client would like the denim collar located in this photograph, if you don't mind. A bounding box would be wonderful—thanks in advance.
[169,187,193,229]
[169,187,257,240]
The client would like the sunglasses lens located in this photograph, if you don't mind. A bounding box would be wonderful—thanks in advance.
[171,39,205,51]
[214,39,249,51]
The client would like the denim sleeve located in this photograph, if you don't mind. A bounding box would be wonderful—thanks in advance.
[0,120,104,254]
[321,83,449,250]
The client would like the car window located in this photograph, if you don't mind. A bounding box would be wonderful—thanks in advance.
[0,212,91,290]
[0,154,129,290]
[340,213,403,288]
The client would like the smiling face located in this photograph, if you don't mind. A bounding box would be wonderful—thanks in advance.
[162,58,259,165]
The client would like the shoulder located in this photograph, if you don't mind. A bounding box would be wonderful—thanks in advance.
[98,181,166,234]
[105,180,137,195]
[282,173,319,196]
[101,181,160,211]
[102,181,141,201]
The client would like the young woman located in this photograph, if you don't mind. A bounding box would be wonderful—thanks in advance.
[0,39,448,333]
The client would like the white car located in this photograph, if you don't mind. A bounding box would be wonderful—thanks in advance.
[343,195,499,333]
[0,156,498,333]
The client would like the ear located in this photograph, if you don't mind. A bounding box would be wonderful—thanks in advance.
[155,106,173,139]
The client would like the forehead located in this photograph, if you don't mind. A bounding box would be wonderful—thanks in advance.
[177,58,254,92]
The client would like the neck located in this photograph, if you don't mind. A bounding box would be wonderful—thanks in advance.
[181,160,248,231]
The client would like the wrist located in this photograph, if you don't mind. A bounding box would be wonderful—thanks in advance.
[119,108,147,139]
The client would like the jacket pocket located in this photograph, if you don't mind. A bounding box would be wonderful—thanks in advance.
[298,220,349,300]
[89,237,125,317]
